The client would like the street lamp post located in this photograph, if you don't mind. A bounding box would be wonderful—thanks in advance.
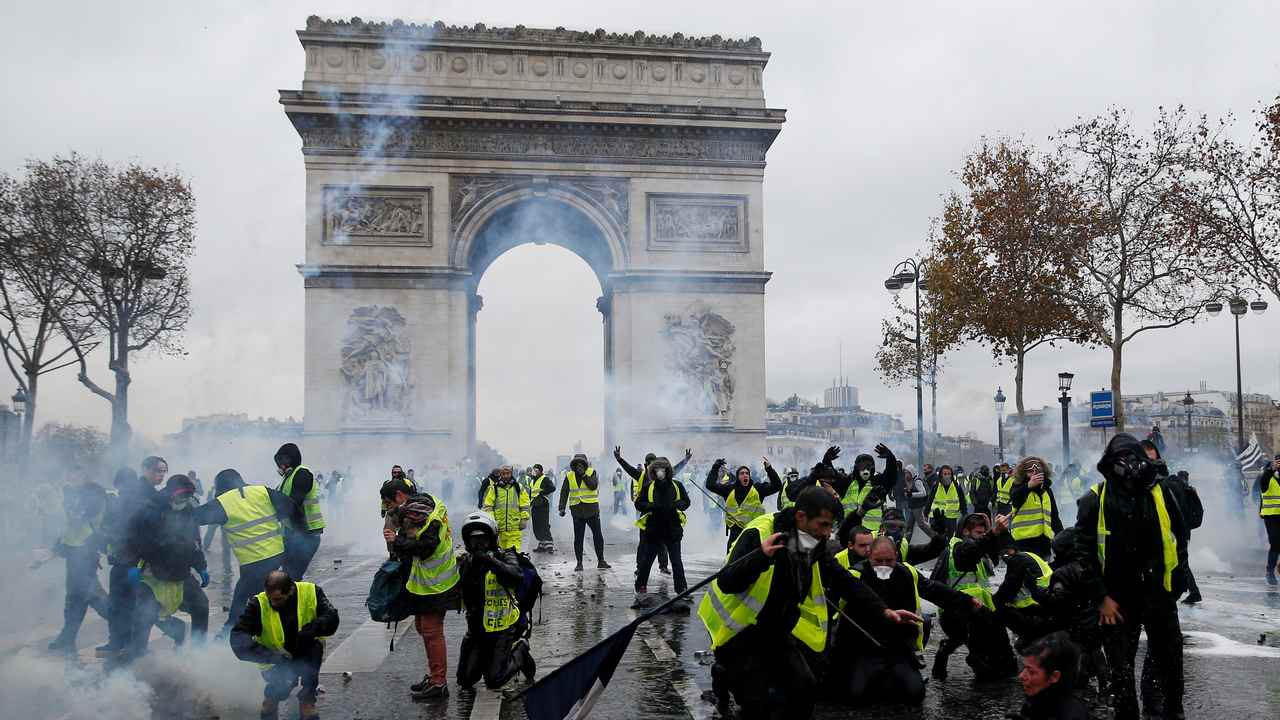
[1181,391,1195,453]
[885,258,928,474]
[1205,297,1268,453]
[995,387,1007,463]
[1058,372,1074,469]
[11,387,28,470]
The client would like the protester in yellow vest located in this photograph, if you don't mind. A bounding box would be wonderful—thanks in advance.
[1074,433,1187,720]
[558,454,611,572]
[929,512,1018,682]
[992,544,1056,649]
[995,464,1016,515]
[194,469,298,638]
[634,457,691,598]
[925,465,969,537]
[455,511,537,690]
[527,464,557,554]
[615,447,692,574]
[274,443,324,580]
[384,485,461,700]
[230,571,339,720]
[704,457,782,551]
[1008,457,1064,559]
[832,536,979,706]
[47,467,111,653]
[482,465,530,551]
[698,487,920,720]
[1257,455,1280,585]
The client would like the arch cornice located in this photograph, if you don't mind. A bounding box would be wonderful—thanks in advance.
[449,174,630,277]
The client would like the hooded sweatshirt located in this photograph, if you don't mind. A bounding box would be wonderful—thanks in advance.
[635,458,691,540]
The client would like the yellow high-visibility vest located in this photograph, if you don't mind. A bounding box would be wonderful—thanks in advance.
[253,581,329,668]
[636,480,687,530]
[279,465,325,531]
[217,486,285,565]
[406,498,460,596]
[567,469,599,506]
[944,536,994,611]
[1260,476,1280,517]
[934,482,961,520]
[724,485,765,530]
[481,571,520,633]
[1008,552,1053,609]
[1011,490,1055,541]
[842,481,883,531]
[1095,482,1178,592]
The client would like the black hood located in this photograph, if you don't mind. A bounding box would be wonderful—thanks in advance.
[1098,433,1143,477]
[852,454,875,475]
[648,457,676,482]
[274,443,302,469]
[214,468,246,496]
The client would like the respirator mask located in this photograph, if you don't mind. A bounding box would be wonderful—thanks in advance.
[859,469,873,481]
[872,565,894,581]
[654,468,668,481]
[795,530,820,552]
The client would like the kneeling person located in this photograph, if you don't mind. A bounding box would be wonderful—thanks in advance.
[231,571,339,720]
[457,511,536,690]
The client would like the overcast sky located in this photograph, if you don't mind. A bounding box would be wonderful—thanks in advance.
[2,1,1278,461]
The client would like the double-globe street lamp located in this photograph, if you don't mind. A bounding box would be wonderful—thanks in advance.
[995,387,1007,463]
[1204,296,1268,453]
[1058,372,1074,469]
[885,258,928,474]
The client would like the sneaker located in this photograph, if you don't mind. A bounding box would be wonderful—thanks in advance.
[412,683,449,700]
[1268,573,1278,586]
[516,639,536,682]
[597,560,612,569]
[94,642,122,657]
[574,562,584,572]
[410,674,431,693]
[47,636,73,652]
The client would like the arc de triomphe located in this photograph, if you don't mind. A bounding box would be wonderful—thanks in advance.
[281,17,785,465]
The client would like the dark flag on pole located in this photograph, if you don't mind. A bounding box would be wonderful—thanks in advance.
[523,618,639,720]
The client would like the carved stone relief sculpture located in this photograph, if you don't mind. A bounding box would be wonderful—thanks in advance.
[661,305,736,419]
[647,193,748,252]
[324,187,431,246]
[340,306,413,425]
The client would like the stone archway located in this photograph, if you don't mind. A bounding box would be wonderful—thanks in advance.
[283,17,785,466]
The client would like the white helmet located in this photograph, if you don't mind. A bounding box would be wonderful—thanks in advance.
[460,510,498,540]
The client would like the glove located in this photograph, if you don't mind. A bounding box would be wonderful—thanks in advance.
[126,567,142,585]
[822,446,841,465]
[712,458,725,470]
[874,443,893,460]
[198,569,210,588]
[929,509,948,536]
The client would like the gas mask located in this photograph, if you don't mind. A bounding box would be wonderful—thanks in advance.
[1110,452,1152,487]
[872,565,894,581]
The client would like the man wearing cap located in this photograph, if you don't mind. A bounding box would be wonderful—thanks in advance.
[558,454,611,572]
[274,443,324,579]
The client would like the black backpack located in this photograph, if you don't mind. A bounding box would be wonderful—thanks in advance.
[512,551,544,618]
[366,558,413,623]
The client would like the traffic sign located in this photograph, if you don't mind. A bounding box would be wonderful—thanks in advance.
[1090,389,1115,428]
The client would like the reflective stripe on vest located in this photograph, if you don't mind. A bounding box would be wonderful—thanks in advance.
[934,482,961,519]
[631,470,644,502]
[636,481,687,530]
[567,469,599,506]
[253,582,324,668]
[406,497,460,596]
[482,571,521,633]
[1261,477,1280,517]
[1009,552,1053,609]
[945,536,994,610]
[217,486,285,565]
[996,476,1015,505]
[483,483,529,533]
[280,465,325,531]
[698,514,828,653]
[724,485,765,529]
[1011,490,1054,541]
[842,482,882,530]
[141,566,184,617]
[778,482,796,511]
[62,505,105,548]
[1096,481,1178,593]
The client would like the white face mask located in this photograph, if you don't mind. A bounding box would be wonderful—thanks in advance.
[654,469,667,480]
[796,530,820,551]
[859,469,872,480]
[873,565,894,581]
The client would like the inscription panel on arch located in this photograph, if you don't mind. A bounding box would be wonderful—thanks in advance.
[323,186,432,247]
[646,193,748,253]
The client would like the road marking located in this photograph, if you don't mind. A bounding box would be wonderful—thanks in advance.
[320,618,414,674]
[467,687,505,720]
[628,609,711,720]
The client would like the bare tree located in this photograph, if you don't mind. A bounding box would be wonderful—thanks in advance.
[1054,108,1219,431]
[0,170,98,457]
[1183,101,1280,303]
[26,155,195,458]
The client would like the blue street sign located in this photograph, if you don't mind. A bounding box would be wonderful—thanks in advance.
[1090,390,1115,428]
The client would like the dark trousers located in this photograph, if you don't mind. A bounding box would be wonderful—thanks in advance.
[283,531,321,580]
[634,536,686,593]
[716,637,817,720]
[844,653,925,706]
[106,563,136,649]
[457,628,528,690]
[180,573,210,640]
[531,502,553,543]
[937,609,1016,679]
[224,555,283,632]
[726,525,744,552]
[57,549,110,645]
[996,605,1057,649]
[1265,517,1280,576]
[264,649,323,704]
[1104,590,1183,720]
[571,514,605,563]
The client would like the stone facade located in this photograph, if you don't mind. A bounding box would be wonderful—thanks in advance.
[283,18,784,465]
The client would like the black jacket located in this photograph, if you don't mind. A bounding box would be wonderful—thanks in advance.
[1073,479,1188,601]
[994,552,1050,609]
[635,462,692,541]
[716,510,887,654]
[458,548,524,635]
[842,560,972,656]
[785,448,899,509]
[704,463,781,503]
[1010,686,1090,720]
[230,584,340,664]
[55,481,109,556]
[929,525,1004,584]
[101,476,160,565]
[127,494,207,581]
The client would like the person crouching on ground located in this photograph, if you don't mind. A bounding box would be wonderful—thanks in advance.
[455,511,536,690]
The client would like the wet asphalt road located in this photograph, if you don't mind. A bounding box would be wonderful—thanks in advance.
[6,512,1280,720]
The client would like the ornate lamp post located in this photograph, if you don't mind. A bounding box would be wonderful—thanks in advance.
[11,387,27,469]
[1181,391,1195,452]
[994,386,1007,463]
[1205,296,1268,453]
[885,258,928,473]
[1058,372,1074,468]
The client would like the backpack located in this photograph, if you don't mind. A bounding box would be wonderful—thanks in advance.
[366,558,413,623]
[1182,486,1204,531]
[512,551,544,618]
